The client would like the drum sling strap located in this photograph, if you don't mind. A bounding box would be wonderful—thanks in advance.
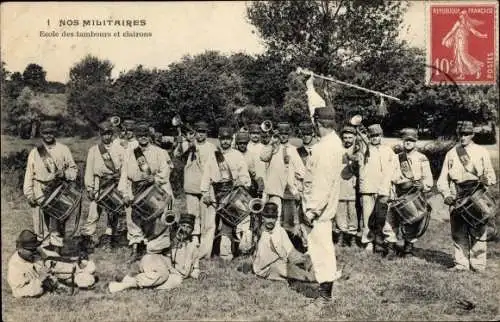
[98,143,118,190]
[213,149,234,202]
[37,144,58,175]
[133,147,153,195]
[455,145,479,177]
[398,152,415,181]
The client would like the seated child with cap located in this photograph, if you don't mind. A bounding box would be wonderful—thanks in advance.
[7,230,96,298]
[109,213,199,293]
[252,202,316,282]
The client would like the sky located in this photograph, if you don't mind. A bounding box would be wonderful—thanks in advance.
[1,1,427,82]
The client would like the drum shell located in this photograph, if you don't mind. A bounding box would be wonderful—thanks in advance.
[132,184,172,222]
[97,183,124,215]
[217,186,253,227]
[41,183,82,221]
[391,190,430,225]
[456,187,496,229]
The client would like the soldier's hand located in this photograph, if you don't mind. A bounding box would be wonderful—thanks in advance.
[479,175,489,186]
[123,196,132,207]
[54,169,65,179]
[256,177,265,195]
[444,196,455,206]
[378,195,389,204]
[290,225,302,237]
[145,175,155,184]
[304,211,316,227]
[27,196,39,207]
[86,189,96,201]
[202,193,212,206]
[413,180,424,190]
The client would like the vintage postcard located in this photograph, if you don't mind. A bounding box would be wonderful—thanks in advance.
[1,2,499,322]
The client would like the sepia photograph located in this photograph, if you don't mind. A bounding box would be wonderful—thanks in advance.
[1,1,498,321]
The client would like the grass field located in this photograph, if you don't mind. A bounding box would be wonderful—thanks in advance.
[1,135,499,321]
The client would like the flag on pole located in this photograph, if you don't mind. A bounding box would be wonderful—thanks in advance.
[306,75,326,118]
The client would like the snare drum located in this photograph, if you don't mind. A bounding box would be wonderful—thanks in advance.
[217,186,253,227]
[132,184,172,222]
[391,189,431,225]
[41,182,82,221]
[455,185,496,229]
[97,182,124,216]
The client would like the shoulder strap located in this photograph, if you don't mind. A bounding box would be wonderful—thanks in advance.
[283,145,290,166]
[455,145,478,176]
[36,144,57,174]
[98,143,117,172]
[398,152,415,180]
[133,147,152,175]
[296,146,308,159]
[214,149,233,180]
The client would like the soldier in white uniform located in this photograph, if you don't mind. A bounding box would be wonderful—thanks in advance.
[23,120,78,254]
[252,202,315,282]
[7,230,96,298]
[358,124,399,256]
[80,121,127,252]
[303,107,344,310]
[437,121,496,272]
[118,122,172,262]
[109,213,199,293]
[387,128,433,258]
[335,125,360,247]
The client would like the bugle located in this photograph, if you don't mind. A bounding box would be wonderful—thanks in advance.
[109,116,121,127]
[260,120,273,133]
[349,114,370,163]
[248,198,265,214]
[172,114,195,137]
[161,210,179,226]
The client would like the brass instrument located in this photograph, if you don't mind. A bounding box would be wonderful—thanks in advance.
[109,116,121,127]
[172,114,195,137]
[161,210,178,226]
[260,120,273,133]
[349,114,370,164]
[248,198,265,214]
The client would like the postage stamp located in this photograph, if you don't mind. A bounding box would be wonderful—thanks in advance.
[427,1,498,85]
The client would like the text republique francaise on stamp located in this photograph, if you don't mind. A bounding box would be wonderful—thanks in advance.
[428,2,498,85]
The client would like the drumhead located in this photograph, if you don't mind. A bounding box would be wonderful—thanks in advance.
[97,182,118,202]
[41,184,64,207]
[133,184,154,203]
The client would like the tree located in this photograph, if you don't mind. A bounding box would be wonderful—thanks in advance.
[22,63,47,92]
[67,55,115,129]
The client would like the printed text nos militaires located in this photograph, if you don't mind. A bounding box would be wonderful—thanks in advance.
[58,19,147,27]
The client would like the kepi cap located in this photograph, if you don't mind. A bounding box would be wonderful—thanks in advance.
[298,121,314,135]
[135,122,150,136]
[261,202,279,218]
[313,107,335,120]
[218,126,233,138]
[122,119,135,130]
[178,213,196,228]
[249,123,260,134]
[367,124,383,136]
[16,230,41,251]
[98,121,113,133]
[195,121,209,132]
[457,120,474,133]
[277,122,291,134]
[341,125,356,135]
[401,128,418,141]
[40,120,57,132]
[235,132,250,143]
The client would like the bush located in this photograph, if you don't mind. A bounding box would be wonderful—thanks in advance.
[418,140,456,179]
[1,149,29,198]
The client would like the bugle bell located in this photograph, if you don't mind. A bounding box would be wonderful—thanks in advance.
[161,210,178,226]
[172,114,195,136]
[109,116,121,127]
[248,198,265,214]
[260,120,273,133]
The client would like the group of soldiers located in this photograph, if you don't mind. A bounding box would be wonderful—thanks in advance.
[7,108,497,311]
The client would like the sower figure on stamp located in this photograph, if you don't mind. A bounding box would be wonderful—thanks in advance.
[109,213,199,293]
[437,121,496,272]
[260,121,305,245]
[201,126,251,262]
[302,107,344,311]
[174,121,217,269]
[8,230,96,298]
[335,125,361,248]
[118,122,172,263]
[387,128,433,258]
[23,120,78,255]
[80,120,127,253]
[358,123,399,256]
[251,202,315,282]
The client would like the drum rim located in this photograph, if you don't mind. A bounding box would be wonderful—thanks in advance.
[97,181,118,201]
[133,183,157,203]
